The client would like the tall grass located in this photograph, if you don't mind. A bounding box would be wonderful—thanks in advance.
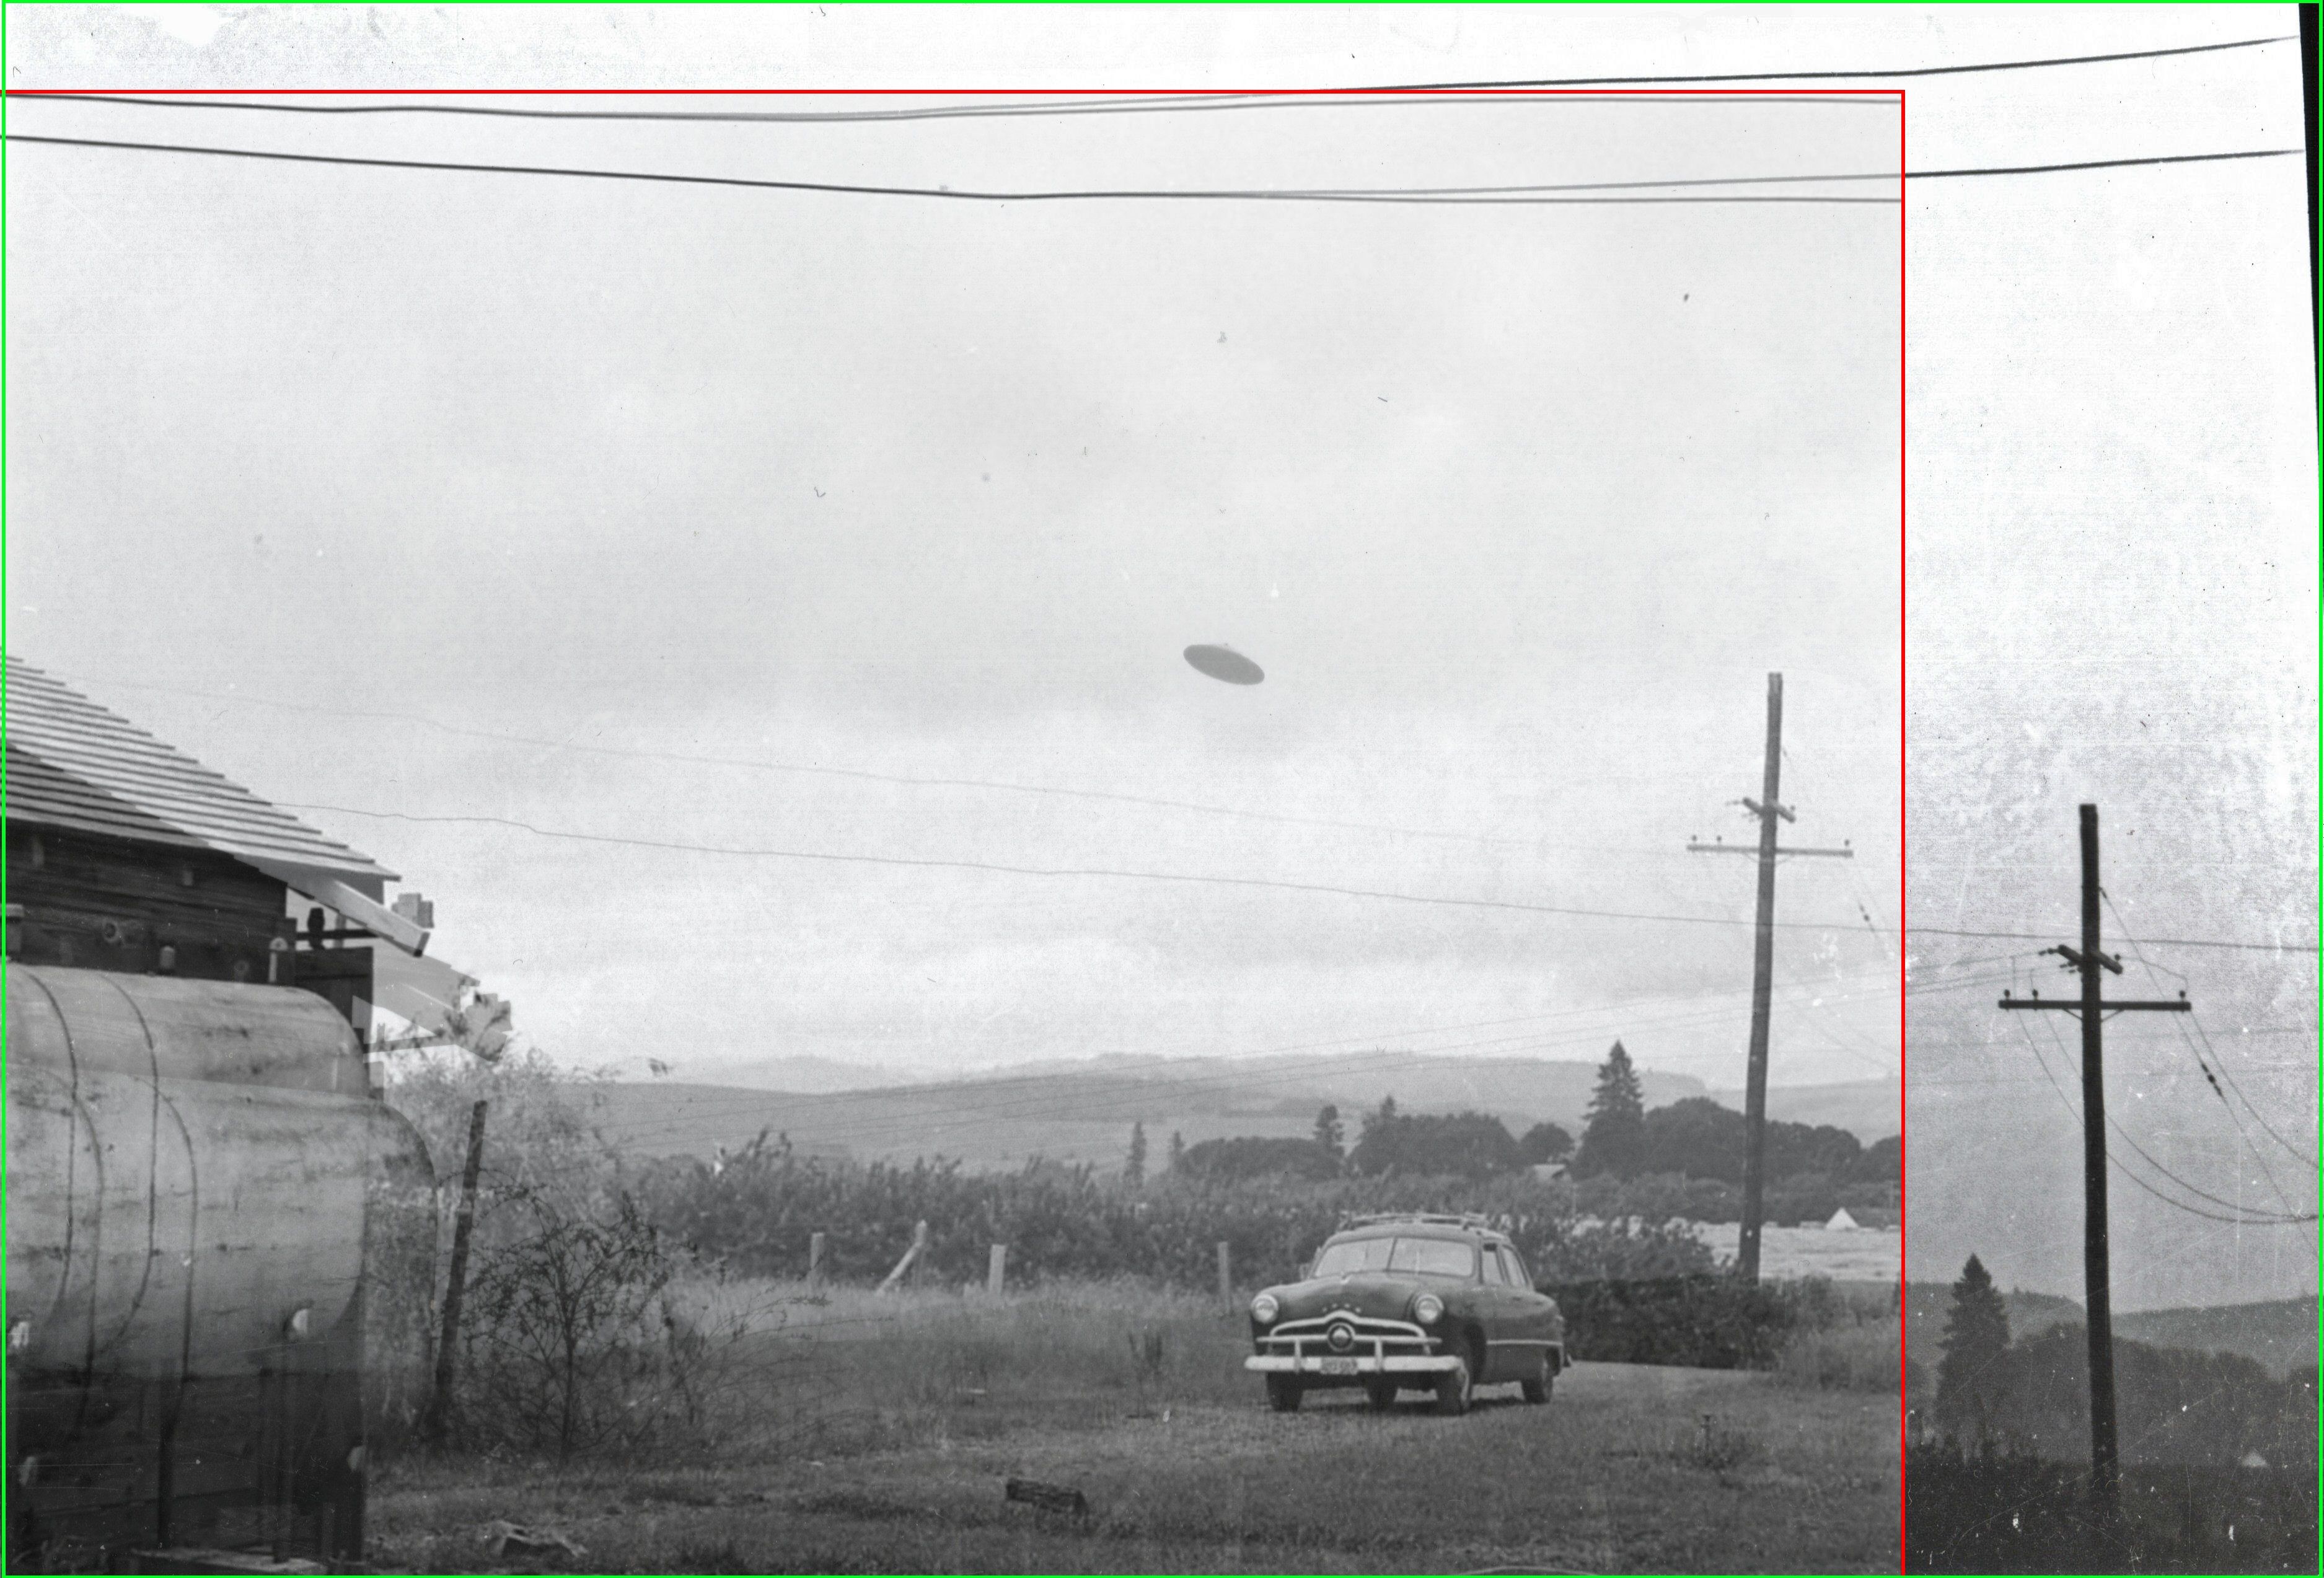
[661,1275,1255,1457]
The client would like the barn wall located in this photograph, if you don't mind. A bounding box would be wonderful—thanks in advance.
[6,826,291,983]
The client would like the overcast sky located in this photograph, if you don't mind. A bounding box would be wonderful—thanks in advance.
[3,6,2312,1310]
[4,32,1904,1110]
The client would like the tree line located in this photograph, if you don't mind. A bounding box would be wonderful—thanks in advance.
[1161,1041,1898,1224]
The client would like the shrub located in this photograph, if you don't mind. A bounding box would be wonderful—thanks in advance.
[1776,1320,1903,1393]
[1543,1275,1798,1370]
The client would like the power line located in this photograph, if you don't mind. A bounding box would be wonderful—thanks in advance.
[1906,148,2302,180]
[1375,33,2297,90]
[2020,1013,2308,1222]
[7,131,2297,206]
[281,799,1893,936]
[2101,888,2318,1179]
[0,134,1899,206]
[52,672,1707,860]
[9,89,1898,123]
[10,33,2290,123]
[1903,922,2311,955]
[2014,1015,2315,1227]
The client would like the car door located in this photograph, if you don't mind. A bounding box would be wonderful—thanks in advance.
[1497,1244,1561,1369]
[1474,1242,1526,1382]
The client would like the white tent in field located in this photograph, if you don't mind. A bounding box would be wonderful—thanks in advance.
[1823,1207,1862,1232]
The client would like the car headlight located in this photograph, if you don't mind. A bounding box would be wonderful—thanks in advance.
[1412,1293,1444,1325]
[1250,1293,1280,1325]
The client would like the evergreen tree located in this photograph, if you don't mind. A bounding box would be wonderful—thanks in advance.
[1934,1254,2012,1442]
[1167,1130,1185,1172]
[1574,1040,1647,1178]
[1313,1103,1344,1160]
[1124,1122,1147,1188]
[1362,1093,1399,1137]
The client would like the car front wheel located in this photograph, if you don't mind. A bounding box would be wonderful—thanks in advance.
[1521,1351,1554,1404]
[1433,1353,1473,1416]
[1266,1375,1305,1413]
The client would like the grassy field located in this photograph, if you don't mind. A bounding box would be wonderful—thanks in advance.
[369,1279,1898,1574]
[1688,1224,1901,1284]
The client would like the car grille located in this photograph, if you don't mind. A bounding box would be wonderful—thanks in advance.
[1255,1310,1438,1361]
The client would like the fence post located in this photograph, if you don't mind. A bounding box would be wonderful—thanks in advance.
[988,1243,1007,1296]
[808,1231,825,1285]
[910,1220,930,1288]
[423,1098,488,1446]
[1217,1240,1233,1315]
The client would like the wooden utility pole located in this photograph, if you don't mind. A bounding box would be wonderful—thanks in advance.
[1688,672,1852,1282]
[1999,804,2190,1518]
[425,1098,488,1445]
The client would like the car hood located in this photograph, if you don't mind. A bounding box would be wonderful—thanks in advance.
[1261,1272,1449,1325]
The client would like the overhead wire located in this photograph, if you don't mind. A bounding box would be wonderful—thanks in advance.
[0,134,1901,205]
[56,672,1706,859]
[7,32,2293,123]
[281,798,1898,936]
[2022,1012,2304,1221]
[2010,1013,2315,1227]
[2098,890,2317,1206]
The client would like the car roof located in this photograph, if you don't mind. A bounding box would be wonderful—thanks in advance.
[1329,1222,1507,1246]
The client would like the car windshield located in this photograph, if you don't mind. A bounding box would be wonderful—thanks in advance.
[1309,1235,1476,1280]
[1387,1237,1478,1280]
[1309,1236,1394,1277]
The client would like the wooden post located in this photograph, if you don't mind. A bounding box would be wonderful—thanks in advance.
[423,1099,487,1445]
[910,1220,930,1288]
[877,1220,931,1294]
[988,1243,1007,1295]
[1217,1241,1233,1313]
[808,1231,825,1284]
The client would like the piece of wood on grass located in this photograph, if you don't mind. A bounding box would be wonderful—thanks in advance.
[1004,1477,1089,1517]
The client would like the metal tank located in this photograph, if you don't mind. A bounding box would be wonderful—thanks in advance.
[5,963,437,1571]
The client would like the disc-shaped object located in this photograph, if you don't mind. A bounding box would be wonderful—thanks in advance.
[1183,645,1264,685]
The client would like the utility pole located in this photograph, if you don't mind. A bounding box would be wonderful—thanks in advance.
[1999,804,2190,1520]
[1688,672,1852,1282]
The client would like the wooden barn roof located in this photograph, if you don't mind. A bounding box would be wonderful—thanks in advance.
[4,656,397,885]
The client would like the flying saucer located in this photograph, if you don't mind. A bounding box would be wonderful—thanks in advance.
[1183,645,1264,685]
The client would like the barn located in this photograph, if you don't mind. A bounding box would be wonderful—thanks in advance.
[4,655,434,1029]
[4,658,453,1570]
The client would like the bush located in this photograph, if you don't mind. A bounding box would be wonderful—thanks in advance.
[635,1138,1717,1292]
[1544,1275,1800,1369]
[1776,1319,1903,1393]
[1174,1135,1341,1183]
[1906,1441,2320,1573]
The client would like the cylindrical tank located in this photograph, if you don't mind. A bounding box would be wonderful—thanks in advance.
[5,963,436,1567]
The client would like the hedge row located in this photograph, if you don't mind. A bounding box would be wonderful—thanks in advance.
[632,1138,1721,1292]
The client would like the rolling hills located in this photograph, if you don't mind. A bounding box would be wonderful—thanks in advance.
[578,1052,1898,1173]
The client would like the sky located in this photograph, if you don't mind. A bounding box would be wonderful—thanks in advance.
[3,34,1905,1108]
[3,5,2313,1310]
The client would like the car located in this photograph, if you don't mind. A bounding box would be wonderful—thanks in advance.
[1244,1212,1567,1415]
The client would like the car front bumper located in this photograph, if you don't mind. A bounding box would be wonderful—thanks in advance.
[1244,1354,1463,1375]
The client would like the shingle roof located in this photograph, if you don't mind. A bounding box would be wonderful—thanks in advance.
[4,656,396,884]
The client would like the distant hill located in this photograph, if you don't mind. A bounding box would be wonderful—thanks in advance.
[1706,1076,1899,1144]
[577,1052,1710,1171]
[2116,1297,2320,1380]
[1906,1284,2319,1380]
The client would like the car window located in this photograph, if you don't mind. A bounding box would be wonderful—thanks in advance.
[1479,1247,1508,1286]
[1310,1236,1395,1277]
[1386,1236,1477,1280]
[1503,1247,1534,1289]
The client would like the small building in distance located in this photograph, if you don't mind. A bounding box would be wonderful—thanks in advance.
[4,656,434,1033]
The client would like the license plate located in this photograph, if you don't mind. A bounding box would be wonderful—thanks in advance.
[1320,1357,1359,1375]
